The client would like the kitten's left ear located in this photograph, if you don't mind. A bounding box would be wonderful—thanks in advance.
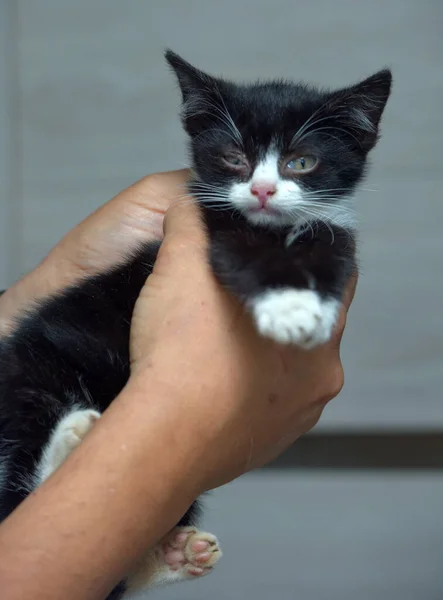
[165,49,216,102]
[333,69,393,151]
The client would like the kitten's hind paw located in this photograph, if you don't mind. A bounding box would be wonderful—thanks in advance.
[36,408,101,484]
[55,408,101,451]
[251,289,340,348]
[126,526,222,592]
[162,527,222,578]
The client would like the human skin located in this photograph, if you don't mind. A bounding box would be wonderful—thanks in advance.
[0,170,356,599]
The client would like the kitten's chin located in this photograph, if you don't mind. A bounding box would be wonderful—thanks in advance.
[243,208,293,228]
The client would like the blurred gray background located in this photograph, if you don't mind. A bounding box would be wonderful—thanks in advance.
[0,1,442,598]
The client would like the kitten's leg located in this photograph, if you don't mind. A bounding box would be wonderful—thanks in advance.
[124,526,222,595]
[209,221,354,349]
[35,408,101,485]
[34,412,221,597]
[250,289,341,349]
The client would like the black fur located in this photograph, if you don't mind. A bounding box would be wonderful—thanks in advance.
[0,51,391,597]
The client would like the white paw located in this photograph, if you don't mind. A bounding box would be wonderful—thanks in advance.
[126,527,222,592]
[36,409,101,485]
[162,527,222,578]
[56,409,101,451]
[250,289,340,348]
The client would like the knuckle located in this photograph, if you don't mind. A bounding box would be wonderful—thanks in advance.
[331,309,347,347]
[318,364,345,404]
[304,408,324,432]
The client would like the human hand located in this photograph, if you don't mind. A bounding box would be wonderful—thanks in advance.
[0,170,189,334]
[0,170,357,600]
[128,199,357,494]
[0,168,357,496]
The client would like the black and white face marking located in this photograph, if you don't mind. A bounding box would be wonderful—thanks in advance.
[166,50,390,234]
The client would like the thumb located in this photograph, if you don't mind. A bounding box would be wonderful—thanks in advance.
[156,199,209,272]
[129,199,212,369]
[163,198,207,246]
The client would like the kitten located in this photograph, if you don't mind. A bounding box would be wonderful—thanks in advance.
[0,51,391,598]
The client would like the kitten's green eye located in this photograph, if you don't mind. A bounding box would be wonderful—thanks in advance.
[286,156,318,173]
[222,153,249,170]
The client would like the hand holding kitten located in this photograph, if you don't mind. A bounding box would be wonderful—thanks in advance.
[1,169,355,492]
[130,194,356,491]
[0,170,188,334]
[0,48,391,599]
[0,171,356,600]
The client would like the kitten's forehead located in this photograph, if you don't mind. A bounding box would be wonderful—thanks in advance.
[224,82,330,148]
[232,81,325,109]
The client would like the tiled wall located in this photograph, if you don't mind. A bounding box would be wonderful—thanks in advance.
[1,4,442,599]
[0,2,14,286]
[155,472,443,600]
[1,0,442,430]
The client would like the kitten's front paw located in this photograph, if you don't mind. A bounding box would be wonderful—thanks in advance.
[250,289,339,348]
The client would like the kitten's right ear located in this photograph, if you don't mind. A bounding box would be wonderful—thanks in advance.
[165,50,222,135]
[165,50,214,103]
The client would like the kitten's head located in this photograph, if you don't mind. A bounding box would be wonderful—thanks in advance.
[166,50,392,229]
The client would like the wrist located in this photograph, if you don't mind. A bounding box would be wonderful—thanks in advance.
[115,374,211,499]
[0,372,204,599]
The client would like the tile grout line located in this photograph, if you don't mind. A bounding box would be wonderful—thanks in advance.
[2,1,23,285]
[10,0,24,282]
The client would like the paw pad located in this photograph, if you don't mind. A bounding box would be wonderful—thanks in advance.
[162,527,222,578]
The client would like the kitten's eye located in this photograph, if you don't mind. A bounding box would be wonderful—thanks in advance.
[222,153,249,171]
[286,156,318,173]
[227,156,243,166]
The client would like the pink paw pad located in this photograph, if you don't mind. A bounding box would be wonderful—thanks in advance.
[162,527,222,578]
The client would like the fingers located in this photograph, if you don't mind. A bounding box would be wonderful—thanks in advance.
[130,169,190,215]
[73,169,191,247]
[329,271,358,349]
[111,169,190,214]
[90,169,191,243]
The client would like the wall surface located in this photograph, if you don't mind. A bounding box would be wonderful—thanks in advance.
[1,0,441,430]
[154,472,443,600]
[0,2,442,597]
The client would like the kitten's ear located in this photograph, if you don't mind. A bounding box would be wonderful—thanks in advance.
[165,49,221,135]
[165,49,215,102]
[332,69,392,151]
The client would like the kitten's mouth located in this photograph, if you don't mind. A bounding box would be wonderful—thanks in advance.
[247,205,280,216]
[242,204,291,227]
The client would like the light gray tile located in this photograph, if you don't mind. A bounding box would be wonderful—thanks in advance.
[154,472,443,600]
[0,1,20,288]
[16,0,443,428]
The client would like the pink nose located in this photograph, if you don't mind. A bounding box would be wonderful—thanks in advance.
[250,182,277,207]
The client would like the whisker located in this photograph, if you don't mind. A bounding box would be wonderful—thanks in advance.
[297,125,363,149]
[171,198,229,212]
[296,207,336,244]
[297,201,355,213]
[291,107,353,147]
[302,187,376,196]
[191,93,243,148]
[290,99,334,146]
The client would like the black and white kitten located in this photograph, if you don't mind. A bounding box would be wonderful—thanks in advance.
[0,51,391,598]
